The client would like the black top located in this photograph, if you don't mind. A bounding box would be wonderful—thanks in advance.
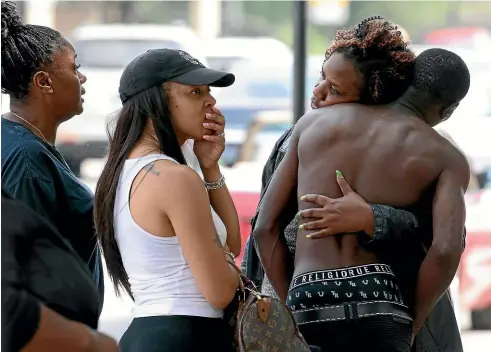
[1,118,104,297]
[1,189,101,352]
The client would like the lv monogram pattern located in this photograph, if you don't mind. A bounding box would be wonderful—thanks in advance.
[286,272,405,311]
[224,270,311,352]
[239,299,311,352]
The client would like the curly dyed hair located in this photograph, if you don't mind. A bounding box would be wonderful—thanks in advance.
[325,16,415,105]
[1,1,69,100]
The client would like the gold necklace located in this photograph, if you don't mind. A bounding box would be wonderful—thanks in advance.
[10,111,51,145]
[143,137,160,147]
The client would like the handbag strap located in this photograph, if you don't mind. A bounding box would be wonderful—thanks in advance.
[226,254,258,292]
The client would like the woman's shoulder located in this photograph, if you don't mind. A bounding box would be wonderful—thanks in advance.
[153,159,201,183]
[2,129,64,182]
[149,160,205,198]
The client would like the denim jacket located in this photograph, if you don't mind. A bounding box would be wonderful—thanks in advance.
[241,127,463,352]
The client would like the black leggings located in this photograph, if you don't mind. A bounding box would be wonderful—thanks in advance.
[119,315,234,352]
[300,315,412,352]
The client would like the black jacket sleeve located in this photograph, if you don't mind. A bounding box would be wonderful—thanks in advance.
[369,204,420,243]
[241,127,294,283]
[1,190,41,352]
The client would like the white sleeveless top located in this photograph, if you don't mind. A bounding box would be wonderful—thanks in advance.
[114,150,227,319]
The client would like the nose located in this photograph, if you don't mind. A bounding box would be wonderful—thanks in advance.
[205,92,217,108]
[78,70,87,84]
[312,80,327,101]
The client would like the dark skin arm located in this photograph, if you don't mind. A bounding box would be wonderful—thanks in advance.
[412,155,470,336]
[253,125,301,302]
[22,305,117,352]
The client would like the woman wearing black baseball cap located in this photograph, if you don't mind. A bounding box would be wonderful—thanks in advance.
[94,49,241,351]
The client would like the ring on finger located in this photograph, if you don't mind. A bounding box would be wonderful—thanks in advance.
[217,132,225,138]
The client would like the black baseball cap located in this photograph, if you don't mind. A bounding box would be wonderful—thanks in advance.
[119,49,235,103]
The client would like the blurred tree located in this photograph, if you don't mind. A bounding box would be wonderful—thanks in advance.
[49,1,491,47]
[235,1,292,36]
[276,22,331,55]
[118,1,137,22]
[458,1,491,25]
[119,1,190,25]
[341,1,450,41]
[242,0,293,24]
[224,0,491,47]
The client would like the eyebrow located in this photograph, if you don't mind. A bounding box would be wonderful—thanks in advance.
[329,79,341,86]
[325,74,341,86]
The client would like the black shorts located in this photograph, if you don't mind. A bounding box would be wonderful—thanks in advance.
[287,264,412,352]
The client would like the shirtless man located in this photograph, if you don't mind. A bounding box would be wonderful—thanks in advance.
[253,48,471,352]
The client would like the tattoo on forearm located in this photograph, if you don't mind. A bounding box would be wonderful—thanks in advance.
[143,162,160,176]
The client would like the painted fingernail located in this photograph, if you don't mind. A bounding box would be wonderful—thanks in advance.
[336,170,344,178]
[203,123,210,127]
[299,224,304,230]
[306,234,312,239]
[300,195,306,201]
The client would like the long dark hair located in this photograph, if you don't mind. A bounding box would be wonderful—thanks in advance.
[94,85,187,299]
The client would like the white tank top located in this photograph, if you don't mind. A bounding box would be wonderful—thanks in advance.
[114,152,227,318]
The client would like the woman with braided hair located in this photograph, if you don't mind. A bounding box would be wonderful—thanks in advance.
[1,2,103,282]
[1,0,106,335]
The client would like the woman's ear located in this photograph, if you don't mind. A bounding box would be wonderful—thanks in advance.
[32,71,54,95]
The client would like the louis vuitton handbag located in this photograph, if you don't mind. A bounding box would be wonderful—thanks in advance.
[224,260,311,352]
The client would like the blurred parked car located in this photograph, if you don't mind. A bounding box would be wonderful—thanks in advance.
[57,23,208,175]
[222,110,292,262]
[438,129,491,329]
[461,168,491,330]
[423,27,491,52]
[203,36,292,72]
[218,56,324,165]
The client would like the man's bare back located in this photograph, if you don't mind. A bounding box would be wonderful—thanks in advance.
[293,103,462,277]
[254,48,470,344]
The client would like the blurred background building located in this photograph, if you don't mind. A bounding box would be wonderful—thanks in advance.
[3,0,491,348]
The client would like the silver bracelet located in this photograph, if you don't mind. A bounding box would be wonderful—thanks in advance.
[225,251,236,262]
[204,174,225,191]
